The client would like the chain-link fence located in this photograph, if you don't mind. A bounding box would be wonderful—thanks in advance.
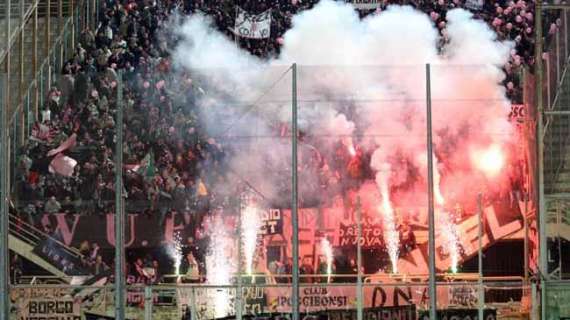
[0,61,537,320]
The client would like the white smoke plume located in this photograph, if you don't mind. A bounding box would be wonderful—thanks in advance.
[171,0,515,272]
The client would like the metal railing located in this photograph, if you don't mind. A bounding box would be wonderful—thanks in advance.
[7,209,114,281]
[8,210,82,256]
[7,281,533,320]
[543,9,570,192]
[2,0,100,149]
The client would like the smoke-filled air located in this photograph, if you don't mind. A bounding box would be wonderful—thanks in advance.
[171,0,515,276]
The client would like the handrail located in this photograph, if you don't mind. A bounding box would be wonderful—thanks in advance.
[160,273,523,282]
[9,219,41,245]
[20,275,71,284]
[10,280,530,290]
[7,210,112,279]
[8,210,84,258]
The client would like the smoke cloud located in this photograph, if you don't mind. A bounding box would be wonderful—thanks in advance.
[171,0,515,273]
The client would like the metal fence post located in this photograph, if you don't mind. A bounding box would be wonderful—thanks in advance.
[144,286,153,320]
[46,0,51,61]
[114,71,125,320]
[190,287,197,320]
[356,197,363,320]
[426,63,437,320]
[58,0,63,70]
[0,73,10,320]
[236,196,243,320]
[562,8,569,63]
[478,194,484,320]
[19,0,25,134]
[557,29,561,86]
[534,3,547,320]
[6,0,12,120]
[532,281,538,320]
[546,55,551,108]
[291,63,300,320]
[33,0,38,119]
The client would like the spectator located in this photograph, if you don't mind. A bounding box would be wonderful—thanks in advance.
[300,257,314,283]
[10,0,545,282]
[94,255,107,275]
[180,252,200,283]
[44,196,61,214]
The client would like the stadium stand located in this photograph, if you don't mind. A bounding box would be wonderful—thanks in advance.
[8,0,550,283]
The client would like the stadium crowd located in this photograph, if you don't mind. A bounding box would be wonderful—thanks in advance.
[9,0,541,282]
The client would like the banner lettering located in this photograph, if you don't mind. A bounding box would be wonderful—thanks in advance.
[234,8,271,39]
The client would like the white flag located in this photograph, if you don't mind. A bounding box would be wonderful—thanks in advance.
[234,7,271,39]
[49,154,78,177]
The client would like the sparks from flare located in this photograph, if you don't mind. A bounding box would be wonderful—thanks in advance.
[438,211,461,273]
[434,163,460,273]
[241,202,262,276]
[378,168,399,273]
[170,231,183,276]
[205,216,234,318]
[320,238,333,283]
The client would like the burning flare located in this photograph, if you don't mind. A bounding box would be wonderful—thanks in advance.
[343,137,357,157]
[472,144,505,178]
[434,161,445,207]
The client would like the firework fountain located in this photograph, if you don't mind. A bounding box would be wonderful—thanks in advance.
[241,199,262,276]
[433,157,461,273]
[167,231,184,277]
[376,164,400,274]
[205,216,235,318]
